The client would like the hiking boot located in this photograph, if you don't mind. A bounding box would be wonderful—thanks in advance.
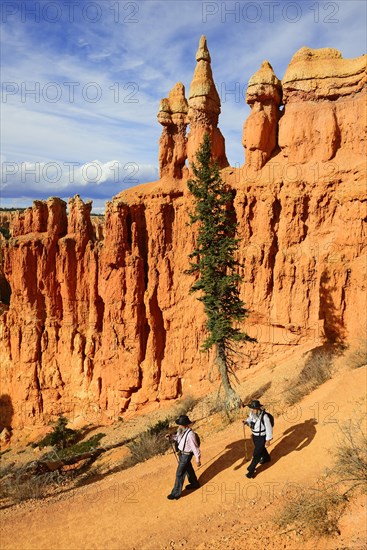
[167,494,180,500]
[246,472,255,479]
[185,483,200,490]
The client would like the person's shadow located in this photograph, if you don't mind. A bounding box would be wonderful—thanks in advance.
[181,419,318,496]
[260,418,318,472]
[197,419,318,485]
[197,439,249,486]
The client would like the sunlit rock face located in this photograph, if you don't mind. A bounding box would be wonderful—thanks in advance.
[278,47,367,163]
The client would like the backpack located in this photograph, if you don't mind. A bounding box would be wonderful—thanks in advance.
[261,411,274,428]
[193,431,201,447]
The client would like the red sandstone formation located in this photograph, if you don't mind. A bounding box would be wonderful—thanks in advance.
[0,45,366,431]
[279,47,367,163]
[157,82,189,179]
[243,61,282,170]
[187,35,229,169]
[242,47,367,167]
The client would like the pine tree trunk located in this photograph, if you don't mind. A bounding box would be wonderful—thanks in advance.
[216,342,242,410]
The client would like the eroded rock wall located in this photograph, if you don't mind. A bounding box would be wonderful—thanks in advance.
[0,46,366,429]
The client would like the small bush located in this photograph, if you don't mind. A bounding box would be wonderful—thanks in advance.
[35,417,79,449]
[347,341,367,369]
[4,475,47,502]
[276,484,346,537]
[285,346,335,405]
[128,432,170,464]
[332,415,367,494]
[42,433,106,460]
[0,467,57,503]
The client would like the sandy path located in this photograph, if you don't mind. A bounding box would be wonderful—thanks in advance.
[1,367,366,550]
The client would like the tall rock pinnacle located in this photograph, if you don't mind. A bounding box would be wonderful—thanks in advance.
[187,35,228,169]
[243,60,282,169]
[157,82,188,179]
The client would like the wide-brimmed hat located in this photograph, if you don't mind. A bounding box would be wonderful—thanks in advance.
[247,399,264,409]
[175,414,192,426]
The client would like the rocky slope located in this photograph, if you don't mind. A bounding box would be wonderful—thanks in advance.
[0,39,366,430]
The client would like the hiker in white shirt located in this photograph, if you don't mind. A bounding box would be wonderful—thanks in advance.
[243,399,272,478]
[166,415,201,500]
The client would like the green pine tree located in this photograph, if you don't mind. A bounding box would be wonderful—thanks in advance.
[187,134,254,410]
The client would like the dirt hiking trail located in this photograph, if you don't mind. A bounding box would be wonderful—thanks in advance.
[1,366,366,550]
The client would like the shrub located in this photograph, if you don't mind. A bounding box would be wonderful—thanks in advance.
[331,415,367,494]
[35,416,79,449]
[0,467,57,503]
[4,474,47,502]
[276,484,346,537]
[128,432,170,464]
[347,341,367,369]
[42,433,106,460]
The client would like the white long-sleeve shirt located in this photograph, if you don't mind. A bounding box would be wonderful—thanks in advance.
[246,411,273,441]
[173,428,201,461]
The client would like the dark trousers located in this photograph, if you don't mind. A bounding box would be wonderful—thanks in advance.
[170,452,198,497]
[247,435,270,475]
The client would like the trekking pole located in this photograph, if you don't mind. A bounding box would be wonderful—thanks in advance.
[171,441,179,463]
[242,420,248,461]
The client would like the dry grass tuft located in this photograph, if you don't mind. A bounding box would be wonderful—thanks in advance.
[127,432,171,464]
[276,484,346,537]
[346,341,367,370]
[331,413,367,494]
[0,467,58,503]
[277,411,366,539]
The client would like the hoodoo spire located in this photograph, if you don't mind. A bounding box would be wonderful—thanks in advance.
[243,60,282,169]
[187,35,228,169]
[157,82,188,179]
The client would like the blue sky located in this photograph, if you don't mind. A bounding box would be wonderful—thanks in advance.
[1,0,366,212]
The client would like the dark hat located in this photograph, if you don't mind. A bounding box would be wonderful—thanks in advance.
[247,399,264,409]
[175,414,192,426]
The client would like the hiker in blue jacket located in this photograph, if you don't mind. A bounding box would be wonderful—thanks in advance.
[243,399,273,478]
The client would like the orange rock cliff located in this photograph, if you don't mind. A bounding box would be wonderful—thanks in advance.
[0,38,366,430]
